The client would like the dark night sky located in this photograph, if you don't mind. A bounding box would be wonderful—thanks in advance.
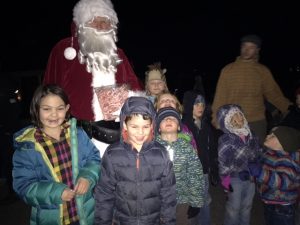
[1,0,300,101]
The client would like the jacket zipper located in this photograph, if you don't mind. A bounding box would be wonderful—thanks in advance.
[136,152,140,224]
[136,153,140,170]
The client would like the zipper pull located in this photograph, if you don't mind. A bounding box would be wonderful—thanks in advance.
[136,153,140,170]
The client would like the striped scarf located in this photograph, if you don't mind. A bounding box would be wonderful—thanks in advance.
[35,125,79,224]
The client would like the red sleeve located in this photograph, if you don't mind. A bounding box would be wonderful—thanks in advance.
[43,38,71,85]
[115,48,143,91]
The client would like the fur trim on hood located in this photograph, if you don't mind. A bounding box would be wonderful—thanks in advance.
[217,104,251,136]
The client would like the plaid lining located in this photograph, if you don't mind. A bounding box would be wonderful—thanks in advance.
[35,125,79,224]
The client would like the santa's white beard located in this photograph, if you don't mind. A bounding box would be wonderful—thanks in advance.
[77,26,121,75]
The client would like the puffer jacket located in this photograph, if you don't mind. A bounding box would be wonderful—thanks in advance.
[256,149,300,204]
[94,141,176,225]
[94,96,177,225]
[12,118,100,225]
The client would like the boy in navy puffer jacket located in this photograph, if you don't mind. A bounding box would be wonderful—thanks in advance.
[94,96,176,225]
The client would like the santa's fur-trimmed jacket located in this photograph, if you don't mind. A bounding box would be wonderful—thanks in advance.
[43,26,142,121]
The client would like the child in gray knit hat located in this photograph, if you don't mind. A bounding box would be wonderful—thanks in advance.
[155,107,205,225]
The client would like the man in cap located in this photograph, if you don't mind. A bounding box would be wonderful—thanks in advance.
[43,0,143,156]
[212,34,291,143]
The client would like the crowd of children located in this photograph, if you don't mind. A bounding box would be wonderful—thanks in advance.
[10,67,300,225]
[4,0,300,224]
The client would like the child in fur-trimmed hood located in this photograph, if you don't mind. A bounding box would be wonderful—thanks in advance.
[217,104,262,225]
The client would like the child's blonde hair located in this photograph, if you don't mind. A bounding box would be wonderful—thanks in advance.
[154,92,183,114]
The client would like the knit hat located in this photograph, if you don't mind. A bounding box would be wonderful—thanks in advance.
[156,107,182,133]
[147,70,166,82]
[240,34,262,48]
[194,95,205,105]
[272,126,300,152]
[73,0,119,27]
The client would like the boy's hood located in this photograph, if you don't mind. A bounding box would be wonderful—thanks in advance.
[182,91,206,120]
[182,91,198,118]
[182,90,208,125]
[119,96,156,130]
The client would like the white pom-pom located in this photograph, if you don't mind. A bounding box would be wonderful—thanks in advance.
[64,47,76,60]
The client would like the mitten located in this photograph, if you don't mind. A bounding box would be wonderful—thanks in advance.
[209,170,220,187]
[238,170,250,181]
[248,161,262,177]
[221,175,233,192]
[187,206,200,219]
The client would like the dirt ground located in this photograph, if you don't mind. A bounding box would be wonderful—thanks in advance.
[0,180,265,225]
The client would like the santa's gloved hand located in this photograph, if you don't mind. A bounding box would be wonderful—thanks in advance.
[248,161,262,177]
[187,206,200,219]
[221,175,233,192]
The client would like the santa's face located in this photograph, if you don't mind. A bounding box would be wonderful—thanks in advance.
[77,16,120,74]
[85,16,113,31]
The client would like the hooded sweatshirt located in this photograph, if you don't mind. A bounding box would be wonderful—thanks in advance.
[182,90,218,174]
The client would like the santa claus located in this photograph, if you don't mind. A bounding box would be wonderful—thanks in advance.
[44,0,144,156]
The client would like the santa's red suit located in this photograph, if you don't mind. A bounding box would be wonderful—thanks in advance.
[43,36,142,121]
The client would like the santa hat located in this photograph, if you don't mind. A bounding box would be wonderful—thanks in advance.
[64,0,119,60]
[73,0,119,27]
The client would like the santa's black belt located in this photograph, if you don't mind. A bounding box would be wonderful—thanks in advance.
[77,120,120,144]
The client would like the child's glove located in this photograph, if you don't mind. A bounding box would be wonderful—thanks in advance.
[248,161,262,177]
[238,170,250,181]
[221,175,233,192]
[187,206,200,219]
[209,172,219,187]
